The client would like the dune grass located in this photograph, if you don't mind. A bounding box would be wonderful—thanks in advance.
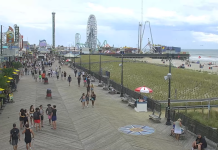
[79,55,218,101]
[179,108,218,128]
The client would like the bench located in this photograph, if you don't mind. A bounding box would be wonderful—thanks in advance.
[121,94,130,102]
[103,83,109,90]
[149,110,161,122]
[170,126,187,140]
[91,76,95,82]
[98,82,103,87]
[128,98,136,108]
[108,87,117,94]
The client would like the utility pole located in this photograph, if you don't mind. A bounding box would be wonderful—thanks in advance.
[1,25,2,67]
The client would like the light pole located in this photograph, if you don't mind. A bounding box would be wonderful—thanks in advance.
[99,49,102,83]
[89,48,91,74]
[73,47,75,68]
[120,50,124,97]
[0,25,2,67]
[80,48,82,67]
[165,54,172,125]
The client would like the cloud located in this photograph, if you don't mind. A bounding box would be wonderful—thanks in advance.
[192,32,218,43]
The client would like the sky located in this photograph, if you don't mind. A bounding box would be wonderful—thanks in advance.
[0,0,218,49]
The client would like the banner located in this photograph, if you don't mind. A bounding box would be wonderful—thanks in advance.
[6,26,14,43]
[14,24,19,43]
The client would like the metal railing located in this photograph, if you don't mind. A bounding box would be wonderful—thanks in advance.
[167,108,218,143]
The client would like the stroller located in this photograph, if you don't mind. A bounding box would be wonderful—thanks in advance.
[44,77,48,84]
[46,89,52,99]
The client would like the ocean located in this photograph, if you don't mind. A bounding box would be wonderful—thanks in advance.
[183,49,218,63]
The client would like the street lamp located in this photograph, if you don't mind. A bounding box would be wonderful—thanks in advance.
[73,47,75,68]
[99,49,102,83]
[120,50,124,97]
[80,48,82,67]
[165,53,173,125]
[89,48,91,74]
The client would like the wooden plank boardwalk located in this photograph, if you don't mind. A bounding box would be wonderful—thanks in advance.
[0,61,215,150]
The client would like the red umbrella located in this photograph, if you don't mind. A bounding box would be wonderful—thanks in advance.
[135,86,153,93]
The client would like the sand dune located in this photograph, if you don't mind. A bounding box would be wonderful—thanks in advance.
[135,58,218,74]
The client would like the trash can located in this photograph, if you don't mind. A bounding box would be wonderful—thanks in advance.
[12,74,19,84]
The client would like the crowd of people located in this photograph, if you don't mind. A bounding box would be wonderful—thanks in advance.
[8,55,99,150]
[11,104,57,150]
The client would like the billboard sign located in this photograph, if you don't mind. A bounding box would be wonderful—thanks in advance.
[14,24,19,43]
[6,26,14,43]
[39,40,47,47]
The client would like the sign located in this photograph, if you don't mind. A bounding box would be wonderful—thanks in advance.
[6,26,14,43]
[14,24,19,43]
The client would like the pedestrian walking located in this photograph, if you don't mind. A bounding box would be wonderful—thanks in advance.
[61,72,63,80]
[83,75,87,87]
[80,93,86,109]
[19,109,26,129]
[56,71,59,80]
[77,75,81,87]
[46,104,52,125]
[33,108,41,131]
[91,91,96,108]
[74,69,77,77]
[87,84,90,94]
[52,70,56,77]
[22,124,34,150]
[59,66,61,72]
[10,123,20,150]
[87,75,90,86]
[29,105,34,128]
[68,75,72,86]
[39,105,44,127]
[51,105,57,130]
[91,83,94,92]
[39,74,42,82]
[86,92,90,107]
[64,71,67,80]
[23,109,29,126]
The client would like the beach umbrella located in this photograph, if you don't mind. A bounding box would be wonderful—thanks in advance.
[8,77,13,80]
[0,88,5,91]
[135,86,153,93]
[7,81,11,83]
[14,69,20,72]
[13,72,17,74]
[66,59,71,62]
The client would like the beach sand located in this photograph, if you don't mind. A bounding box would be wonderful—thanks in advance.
[135,57,218,74]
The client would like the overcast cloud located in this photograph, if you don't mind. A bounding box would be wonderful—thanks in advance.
[0,0,218,49]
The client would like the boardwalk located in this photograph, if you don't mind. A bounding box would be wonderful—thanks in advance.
[0,61,212,150]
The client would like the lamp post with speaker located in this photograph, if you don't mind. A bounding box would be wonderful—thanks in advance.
[120,49,125,97]
[164,53,174,125]
[99,49,102,83]
[80,48,82,67]
[89,48,91,74]
[73,47,75,68]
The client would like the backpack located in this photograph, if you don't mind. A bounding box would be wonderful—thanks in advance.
[33,112,38,120]
[11,128,18,139]
[47,107,52,115]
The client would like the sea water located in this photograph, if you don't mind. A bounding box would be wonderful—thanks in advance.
[183,49,218,63]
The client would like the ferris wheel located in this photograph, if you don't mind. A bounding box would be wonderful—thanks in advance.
[86,14,97,51]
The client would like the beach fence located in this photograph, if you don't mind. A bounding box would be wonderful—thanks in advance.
[74,63,161,112]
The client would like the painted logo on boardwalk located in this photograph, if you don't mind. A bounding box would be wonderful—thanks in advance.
[118,125,155,135]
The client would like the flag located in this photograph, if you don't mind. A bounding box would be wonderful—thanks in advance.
[199,56,201,59]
